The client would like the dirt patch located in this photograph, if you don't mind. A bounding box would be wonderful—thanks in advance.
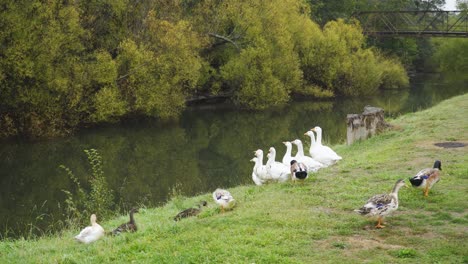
[316,235,404,252]
[434,142,466,148]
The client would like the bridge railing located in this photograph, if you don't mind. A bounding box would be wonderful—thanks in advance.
[353,11,468,37]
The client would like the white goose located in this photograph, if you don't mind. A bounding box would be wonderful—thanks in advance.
[266,147,290,182]
[250,157,266,186]
[310,126,342,165]
[75,214,105,244]
[291,139,324,172]
[282,141,294,166]
[253,149,272,182]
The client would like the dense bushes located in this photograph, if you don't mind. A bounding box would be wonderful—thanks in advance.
[0,0,409,139]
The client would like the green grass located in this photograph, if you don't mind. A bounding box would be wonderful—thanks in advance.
[1,94,467,263]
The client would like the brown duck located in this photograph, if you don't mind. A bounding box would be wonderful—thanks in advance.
[174,201,207,221]
[112,208,139,235]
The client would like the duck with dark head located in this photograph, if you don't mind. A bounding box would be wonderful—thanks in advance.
[174,201,208,221]
[409,160,442,197]
[112,208,139,235]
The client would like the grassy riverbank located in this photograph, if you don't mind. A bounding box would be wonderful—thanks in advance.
[1,94,467,263]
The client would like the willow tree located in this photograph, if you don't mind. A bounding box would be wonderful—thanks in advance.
[0,1,88,138]
[115,9,205,119]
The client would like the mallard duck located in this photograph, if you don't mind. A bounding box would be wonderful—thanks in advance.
[174,201,208,221]
[290,159,308,182]
[266,147,290,183]
[354,179,406,229]
[212,188,236,212]
[409,160,442,197]
[291,139,324,172]
[75,214,105,243]
[308,127,342,166]
[112,208,139,235]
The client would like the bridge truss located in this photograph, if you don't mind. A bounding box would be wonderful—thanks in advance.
[353,11,468,37]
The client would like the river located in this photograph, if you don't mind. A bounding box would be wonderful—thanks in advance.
[0,73,466,239]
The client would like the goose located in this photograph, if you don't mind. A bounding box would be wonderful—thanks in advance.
[409,160,442,197]
[309,127,342,165]
[75,214,105,243]
[212,188,236,212]
[112,208,139,235]
[291,139,324,172]
[282,141,294,166]
[266,147,290,183]
[354,179,406,229]
[290,160,308,182]
[253,149,272,181]
[174,201,208,221]
[250,157,266,186]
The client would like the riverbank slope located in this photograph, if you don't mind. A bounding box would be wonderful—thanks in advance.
[1,93,467,263]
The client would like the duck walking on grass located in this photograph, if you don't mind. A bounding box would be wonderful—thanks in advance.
[75,214,105,243]
[212,188,236,213]
[174,201,208,221]
[409,160,442,197]
[112,208,139,235]
[355,179,406,229]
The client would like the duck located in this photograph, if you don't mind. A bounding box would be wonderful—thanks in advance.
[212,188,236,212]
[290,159,308,182]
[253,149,272,182]
[309,127,342,166]
[75,214,105,243]
[354,179,406,229]
[282,141,294,166]
[266,147,290,182]
[409,160,442,197]
[291,139,324,172]
[174,201,208,221]
[250,157,266,186]
[112,208,139,235]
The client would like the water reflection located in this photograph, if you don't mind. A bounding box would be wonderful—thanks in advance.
[0,73,466,238]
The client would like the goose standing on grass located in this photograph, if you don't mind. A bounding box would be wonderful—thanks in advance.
[309,127,342,166]
[354,179,407,229]
[75,214,105,243]
[282,141,294,166]
[213,188,236,212]
[290,160,308,182]
[291,139,324,172]
[250,157,266,186]
[266,147,290,182]
[409,160,442,197]
[253,149,272,182]
[174,201,208,221]
[112,208,139,235]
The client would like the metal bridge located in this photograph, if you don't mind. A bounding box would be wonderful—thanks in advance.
[353,10,468,37]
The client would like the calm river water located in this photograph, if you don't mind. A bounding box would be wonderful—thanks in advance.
[0,73,466,238]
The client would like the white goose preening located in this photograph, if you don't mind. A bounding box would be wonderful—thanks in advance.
[75,214,105,244]
[309,126,342,166]
[266,147,290,183]
[291,139,324,172]
[212,188,236,212]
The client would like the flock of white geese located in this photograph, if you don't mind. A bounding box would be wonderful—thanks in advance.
[74,126,340,244]
[250,126,342,185]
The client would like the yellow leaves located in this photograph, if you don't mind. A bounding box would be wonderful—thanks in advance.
[92,86,127,122]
